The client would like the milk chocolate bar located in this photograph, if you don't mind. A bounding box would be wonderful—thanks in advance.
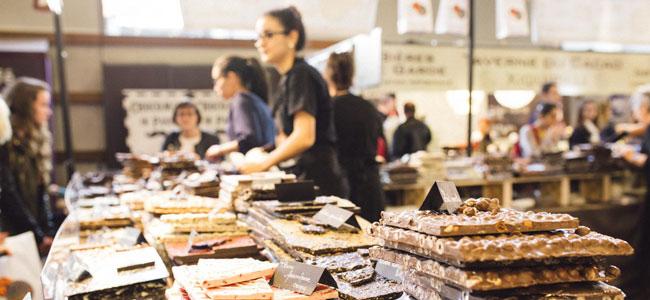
[336,275,403,300]
[403,272,625,300]
[369,247,620,291]
[380,209,578,237]
[367,223,633,265]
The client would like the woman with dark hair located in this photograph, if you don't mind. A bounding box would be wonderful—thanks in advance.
[324,51,384,221]
[205,56,274,159]
[0,77,54,255]
[569,100,600,148]
[239,6,346,197]
[162,101,219,158]
[518,102,562,158]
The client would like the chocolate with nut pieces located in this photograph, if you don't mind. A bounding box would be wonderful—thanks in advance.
[367,223,633,265]
[402,272,625,300]
[369,247,620,291]
[380,208,579,237]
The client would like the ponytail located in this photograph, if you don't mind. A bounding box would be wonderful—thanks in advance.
[215,56,270,103]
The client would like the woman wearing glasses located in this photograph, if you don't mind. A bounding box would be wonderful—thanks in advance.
[205,56,274,159]
[239,6,347,197]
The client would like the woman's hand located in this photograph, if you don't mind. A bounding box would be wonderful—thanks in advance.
[238,161,270,174]
[205,145,223,161]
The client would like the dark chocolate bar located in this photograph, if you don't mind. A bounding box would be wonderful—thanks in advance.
[367,223,633,265]
[338,266,376,286]
[305,251,372,273]
[369,247,620,291]
[336,275,403,300]
[380,209,578,237]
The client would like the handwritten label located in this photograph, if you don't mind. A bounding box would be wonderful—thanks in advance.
[420,181,462,214]
[270,260,337,295]
[275,181,315,202]
[312,204,360,229]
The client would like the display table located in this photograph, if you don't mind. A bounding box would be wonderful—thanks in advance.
[384,171,630,208]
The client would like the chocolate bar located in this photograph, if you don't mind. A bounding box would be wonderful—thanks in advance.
[369,247,620,291]
[336,275,403,300]
[402,272,625,300]
[68,279,167,300]
[305,251,372,273]
[165,236,260,265]
[337,266,375,286]
[367,223,633,266]
[380,209,578,237]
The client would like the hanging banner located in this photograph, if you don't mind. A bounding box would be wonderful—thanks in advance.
[366,44,650,95]
[495,0,530,39]
[397,0,434,35]
[435,0,469,36]
[122,89,229,156]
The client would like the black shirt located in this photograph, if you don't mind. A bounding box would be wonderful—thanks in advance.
[392,117,432,158]
[332,93,379,166]
[273,57,336,149]
[227,92,275,154]
[161,130,220,158]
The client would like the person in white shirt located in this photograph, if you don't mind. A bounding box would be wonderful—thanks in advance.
[519,102,563,158]
[161,101,220,158]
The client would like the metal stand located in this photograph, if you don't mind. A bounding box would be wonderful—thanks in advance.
[467,0,475,157]
[53,12,75,179]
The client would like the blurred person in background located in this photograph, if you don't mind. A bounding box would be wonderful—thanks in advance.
[392,102,431,159]
[618,88,650,295]
[569,100,600,148]
[239,6,346,197]
[518,102,563,158]
[529,82,564,123]
[0,78,54,256]
[206,56,274,160]
[162,101,220,158]
[324,51,384,221]
[377,93,400,158]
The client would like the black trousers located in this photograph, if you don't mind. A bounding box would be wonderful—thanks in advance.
[342,160,385,222]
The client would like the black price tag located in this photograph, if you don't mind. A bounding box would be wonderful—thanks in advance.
[312,204,360,229]
[270,260,337,295]
[420,181,462,214]
[275,181,315,202]
[118,227,142,246]
[375,260,402,283]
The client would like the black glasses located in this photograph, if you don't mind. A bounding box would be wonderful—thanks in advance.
[257,30,288,41]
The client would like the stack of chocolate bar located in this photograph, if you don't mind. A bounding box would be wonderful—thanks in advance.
[64,246,169,300]
[116,152,157,179]
[219,172,296,212]
[251,196,360,219]
[182,170,221,198]
[158,152,199,177]
[367,198,634,300]
[150,211,248,243]
[143,192,229,215]
[246,206,403,300]
[170,258,339,300]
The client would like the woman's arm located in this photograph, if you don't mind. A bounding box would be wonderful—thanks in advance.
[206,140,239,160]
[238,110,315,173]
